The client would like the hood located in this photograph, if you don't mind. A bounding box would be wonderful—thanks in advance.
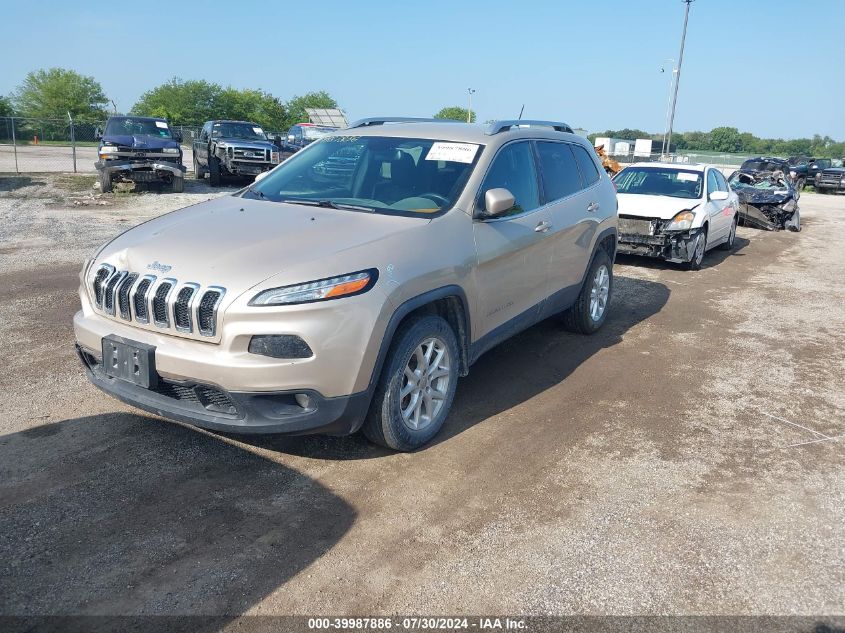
[96,196,424,300]
[616,193,700,220]
[735,189,792,205]
[102,134,180,150]
[213,137,274,149]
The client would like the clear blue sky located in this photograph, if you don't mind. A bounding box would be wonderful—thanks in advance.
[2,0,842,139]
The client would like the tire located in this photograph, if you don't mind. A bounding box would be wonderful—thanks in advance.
[561,248,613,335]
[786,208,801,232]
[209,155,221,187]
[797,178,805,191]
[99,170,112,193]
[171,175,184,193]
[685,227,707,271]
[362,315,459,451]
[720,216,737,250]
[193,154,205,179]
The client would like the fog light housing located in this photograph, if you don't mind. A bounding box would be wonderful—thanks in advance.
[294,393,311,409]
[248,335,313,359]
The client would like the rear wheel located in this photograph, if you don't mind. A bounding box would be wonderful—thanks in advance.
[99,170,112,193]
[561,249,613,334]
[363,315,459,451]
[720,216,737,250]
[209,156,221,187]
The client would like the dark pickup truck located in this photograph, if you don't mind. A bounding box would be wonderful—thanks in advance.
[95,116,185,193]
[273,123,338,160]
[193,120,280,186]
[814,159,845,194]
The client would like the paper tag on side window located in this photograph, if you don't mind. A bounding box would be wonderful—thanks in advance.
[155,121,168,129]
[425,142,479,164]
[676,172,698,182]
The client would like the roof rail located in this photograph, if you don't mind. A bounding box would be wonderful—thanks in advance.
[487,120,574,135]
[346,117,448,129]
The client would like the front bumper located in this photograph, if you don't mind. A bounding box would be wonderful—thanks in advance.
[224,160,273,176]
[96,159,186,180]
[816,181,845,192]
[618,229,701,263]
[76,344,369,435]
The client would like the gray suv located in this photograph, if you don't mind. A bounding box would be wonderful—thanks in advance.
[75,118,618,451]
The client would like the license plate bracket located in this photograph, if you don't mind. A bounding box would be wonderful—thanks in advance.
[101,335,158,389]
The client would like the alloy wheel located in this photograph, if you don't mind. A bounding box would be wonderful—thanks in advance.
[589,264,610,322]
[399,337,452,431]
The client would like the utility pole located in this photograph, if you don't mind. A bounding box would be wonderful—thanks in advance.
[665,0,693,158]
[467,88,476,123]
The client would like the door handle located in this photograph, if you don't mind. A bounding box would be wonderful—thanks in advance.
[534,220,552,233]
[587,202,600,212]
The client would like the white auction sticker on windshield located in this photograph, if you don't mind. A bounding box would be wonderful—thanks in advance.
[676,172,698,181]
[155,121,168,129]
[425,142,479,164]
[253,127,263,134]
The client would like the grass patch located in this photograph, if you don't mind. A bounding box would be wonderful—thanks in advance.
[54,174,97,192]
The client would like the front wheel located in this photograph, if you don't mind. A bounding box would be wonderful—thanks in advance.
[193,154,205,179]
[785,208,801,232]
[99,170,112,193]
[685,228,707,270]
[363,315,459,451]
[170,175,184,193]
[561,248,613,334]
[208,156,221,187]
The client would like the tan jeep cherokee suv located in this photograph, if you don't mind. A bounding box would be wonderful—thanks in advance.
[75,118,618,451]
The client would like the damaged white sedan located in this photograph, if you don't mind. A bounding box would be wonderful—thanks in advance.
[613,163,740,270]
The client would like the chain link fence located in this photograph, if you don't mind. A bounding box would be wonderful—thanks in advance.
[0,117,200,174]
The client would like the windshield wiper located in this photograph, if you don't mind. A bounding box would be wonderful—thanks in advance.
[282,198,374,213]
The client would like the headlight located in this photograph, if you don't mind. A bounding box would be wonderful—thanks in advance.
[271,151,280,164]
[250,269,378,306]
[162,147,179,154]
[664,210,696,231]
[99,145,119,154]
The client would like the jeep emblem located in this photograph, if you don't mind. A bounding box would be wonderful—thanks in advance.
[146,261,172,273]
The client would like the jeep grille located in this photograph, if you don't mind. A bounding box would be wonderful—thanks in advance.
[90,265,226,337]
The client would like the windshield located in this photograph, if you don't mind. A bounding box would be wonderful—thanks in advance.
[741,159,785,172]
[105,117,172,138]
[212,122,266,140]
[613,167,703,199]
[302,126,336,141]
[248,135,482,217]
[729,171,790,192]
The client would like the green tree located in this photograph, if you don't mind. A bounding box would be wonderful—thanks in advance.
[284,91,339,129]
[132,78,222,124]
[709,127,743,153]
[0,95,14,117]
[12,67,108,122]
[217,88,287,130]
[434,106,475,123]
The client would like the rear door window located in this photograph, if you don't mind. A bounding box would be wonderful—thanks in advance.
[477,141,540,217]
[571,145,601,187]
[535,142,582,202]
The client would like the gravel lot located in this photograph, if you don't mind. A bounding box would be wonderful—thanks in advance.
[0,174,843,619]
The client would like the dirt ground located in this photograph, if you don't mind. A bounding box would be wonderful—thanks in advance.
[0,174,843,619]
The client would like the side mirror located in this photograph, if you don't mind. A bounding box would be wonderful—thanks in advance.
[254,170,270,183]
[287,134,296,143]
[709,191,729,201]
[483,188,516,217]
[173,131,183,143]
[274,135,282,146]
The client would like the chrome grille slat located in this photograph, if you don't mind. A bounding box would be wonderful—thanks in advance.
[90,268,225,337]
[152,278,176,328]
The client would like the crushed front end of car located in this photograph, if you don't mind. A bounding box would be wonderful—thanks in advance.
[728,170,799,231]
[617,212,704,263]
